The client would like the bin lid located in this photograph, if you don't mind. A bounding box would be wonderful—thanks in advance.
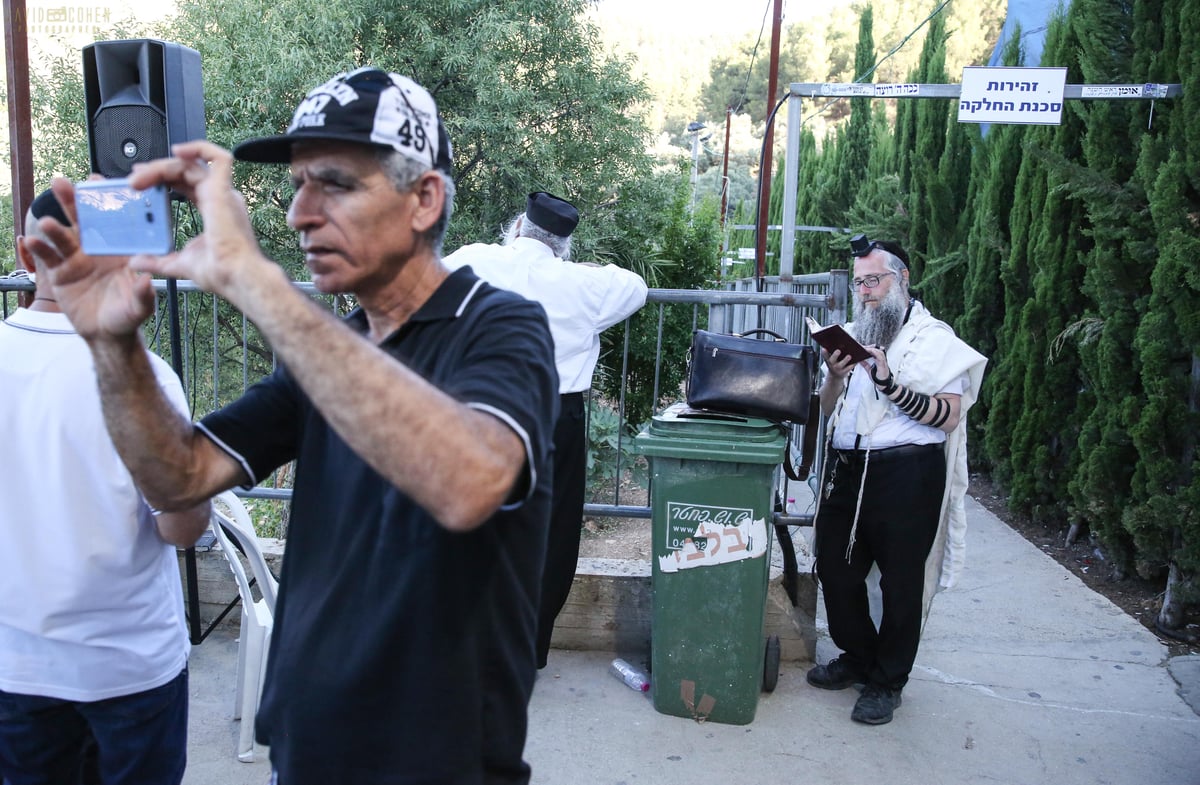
[634,402,787,463]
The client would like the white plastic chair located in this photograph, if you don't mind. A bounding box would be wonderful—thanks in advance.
[210,490,278,763]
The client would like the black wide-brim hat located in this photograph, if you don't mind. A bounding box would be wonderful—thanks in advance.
[526,191,578,237]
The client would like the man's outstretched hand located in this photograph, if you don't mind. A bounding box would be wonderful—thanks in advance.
[28,141,270,340]
[25,178,155,344]
[124,140,264,303]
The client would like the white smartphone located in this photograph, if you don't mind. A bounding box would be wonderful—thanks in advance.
[75,178,173,256]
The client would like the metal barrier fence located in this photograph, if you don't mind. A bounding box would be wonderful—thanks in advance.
[2,270,849,528]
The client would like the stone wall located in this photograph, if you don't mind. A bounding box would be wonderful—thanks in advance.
[186,544,816,664]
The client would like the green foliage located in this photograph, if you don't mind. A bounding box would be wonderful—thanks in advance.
[24,0,670,388]
[922,117,978,323]
[831,9,876,217]
[956,31,1027,463]
[585,401,646,495]
[0,197,13,273]
[153,0,657,261]
[1123,0,1200,580]
[985,11,1094,533]
[1062,0,1154,569]
[903,12,950,287]
[594,172,721,427]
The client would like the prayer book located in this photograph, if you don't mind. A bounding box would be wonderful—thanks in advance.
[805,316,872,363]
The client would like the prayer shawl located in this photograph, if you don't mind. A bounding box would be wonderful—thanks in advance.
[834,300,987,620]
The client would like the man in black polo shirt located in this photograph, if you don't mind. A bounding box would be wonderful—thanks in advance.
[29,68,557,784]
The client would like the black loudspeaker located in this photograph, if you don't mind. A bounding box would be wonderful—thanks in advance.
[83,39,206,178]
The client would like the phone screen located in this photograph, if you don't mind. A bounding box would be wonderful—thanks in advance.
[75,178,173,256]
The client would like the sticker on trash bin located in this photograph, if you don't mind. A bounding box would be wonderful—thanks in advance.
[659,507,767,573]
[665,502,753,551]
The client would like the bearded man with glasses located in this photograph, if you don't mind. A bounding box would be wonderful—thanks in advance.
[805,235,987,726]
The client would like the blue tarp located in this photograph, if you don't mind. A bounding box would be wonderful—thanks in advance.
[987,0,1069,68]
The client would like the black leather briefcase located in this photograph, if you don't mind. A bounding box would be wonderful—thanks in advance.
[685,329,816,423]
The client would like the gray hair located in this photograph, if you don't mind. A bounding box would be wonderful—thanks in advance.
[877,249,908,293]
[501,212,571,259]
[24,206,50,242]
[376,148,456,257]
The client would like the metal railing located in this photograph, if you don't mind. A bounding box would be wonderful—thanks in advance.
[2,271,848,527]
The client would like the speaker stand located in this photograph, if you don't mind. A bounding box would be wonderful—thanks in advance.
[165,277,204,644]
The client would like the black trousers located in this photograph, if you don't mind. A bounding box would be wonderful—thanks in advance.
[814,446,946,690]
[535,392,588,668]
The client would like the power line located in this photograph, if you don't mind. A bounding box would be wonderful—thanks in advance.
[801,0,953,125]
[731,0,778,115]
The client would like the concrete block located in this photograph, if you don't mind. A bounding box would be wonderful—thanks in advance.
[185,543,816,664]
[550,556,816,663]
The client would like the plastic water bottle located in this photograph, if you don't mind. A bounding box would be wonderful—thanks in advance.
[610,658,650,692]
[786,496,798,515]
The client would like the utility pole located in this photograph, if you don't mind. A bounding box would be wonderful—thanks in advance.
[753,0,784,288]
[687,120,706,214]
[718,107,733,279]
[4,0,35,247]
[719,107,731,237]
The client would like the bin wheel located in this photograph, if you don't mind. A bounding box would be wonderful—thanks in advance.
[763,635,781,693]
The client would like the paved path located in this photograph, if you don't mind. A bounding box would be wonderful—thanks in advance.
[183,494,1200,785]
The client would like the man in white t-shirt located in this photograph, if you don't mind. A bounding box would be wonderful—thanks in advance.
[0,190,210,784]
[445,192,648,668]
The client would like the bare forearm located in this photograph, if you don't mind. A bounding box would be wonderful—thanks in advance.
[237,279,523,532]
[89,335,238,507]
[155,499,212,548]
[819,373,846,417]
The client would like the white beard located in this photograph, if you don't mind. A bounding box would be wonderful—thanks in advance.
[854,283,908,348]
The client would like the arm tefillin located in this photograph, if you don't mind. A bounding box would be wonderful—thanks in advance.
[870,369,951,427]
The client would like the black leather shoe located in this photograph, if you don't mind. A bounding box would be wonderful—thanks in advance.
[805,657,865,690]
[851,684,902,725]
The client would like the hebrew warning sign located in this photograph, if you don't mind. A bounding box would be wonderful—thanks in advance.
[958,66,1068,126]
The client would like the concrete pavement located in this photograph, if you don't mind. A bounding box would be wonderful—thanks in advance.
[182,493,1200,785]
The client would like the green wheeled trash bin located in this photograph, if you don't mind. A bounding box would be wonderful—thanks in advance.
[634,402,787,725]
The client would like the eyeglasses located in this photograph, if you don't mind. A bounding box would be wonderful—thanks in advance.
[852,272,895,289]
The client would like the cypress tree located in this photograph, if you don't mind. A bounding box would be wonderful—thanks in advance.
[1007,8,1097,526]
[923,101,977,322]
[766,155,787,274]
[959,31,1027,465]
[984,12,1083,502]
[791,127,830,274]
[1123,0,1200,625]
[904,12,950,287]
[833,7,877,216]
[982,142,1044,484]
[1066,0,1149,569]
[894,77,917,197]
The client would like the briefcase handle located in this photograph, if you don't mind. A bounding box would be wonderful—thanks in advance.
[735,328,788,342]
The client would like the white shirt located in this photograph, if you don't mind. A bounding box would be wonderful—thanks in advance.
[444,237,648,393]
[0,309,191,701]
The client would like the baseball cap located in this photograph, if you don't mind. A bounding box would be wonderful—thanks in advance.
[525,191,579,237]
[234,67,453,174]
